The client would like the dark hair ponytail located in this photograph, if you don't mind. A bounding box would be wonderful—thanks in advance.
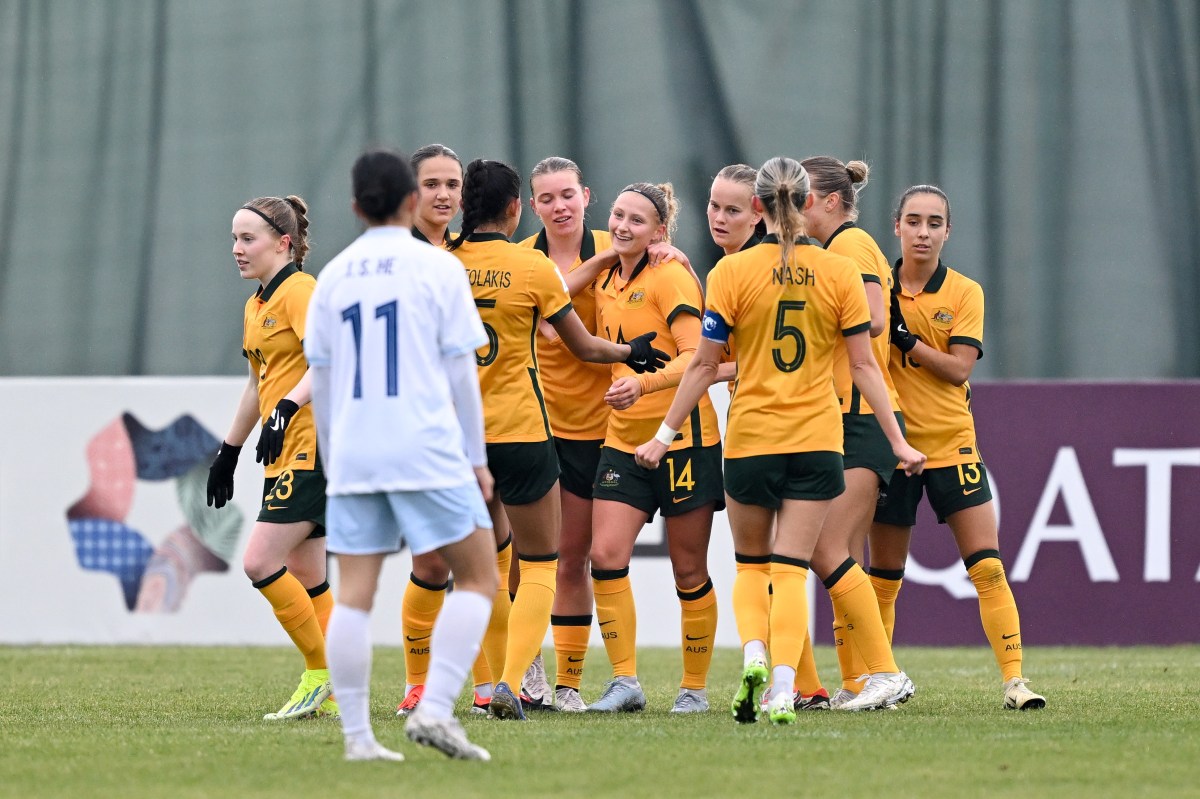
[352,149,416,225]
[448,159,521,251]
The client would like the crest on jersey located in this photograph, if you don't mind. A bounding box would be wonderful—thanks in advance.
[599,469,621,488]
[931,308,954,326]
[261,314,278,329]
[626,289,646,308]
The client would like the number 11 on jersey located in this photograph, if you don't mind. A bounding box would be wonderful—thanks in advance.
[341,300,399,399]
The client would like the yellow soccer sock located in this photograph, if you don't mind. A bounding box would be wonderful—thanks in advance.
[732,554,771,648]
[868,567,904,644]
[792,629,823,695]
[499,554,558,689]
[678,579,717,690]
[551,614,591,690]
[827,560,899,674]
[966,551,1024,682]
[592,567,638,678]
[833,615,868,691]
[482,536,513,682]
[400,573,447,686]
[254,567,325,670]
[307,580,334,637]
[768,557,810,681]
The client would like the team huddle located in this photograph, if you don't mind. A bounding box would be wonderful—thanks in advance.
[206,144,1046,763]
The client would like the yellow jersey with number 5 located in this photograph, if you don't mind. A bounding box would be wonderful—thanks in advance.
[450,233,573,444]
[703,236,870,458]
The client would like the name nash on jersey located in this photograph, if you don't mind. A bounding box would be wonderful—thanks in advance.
[772,265,815,287]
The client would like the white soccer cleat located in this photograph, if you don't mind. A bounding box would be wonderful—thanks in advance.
[829,687,859,710]
[554,686,588,712]
[1003,677,1046,711]
[344,738,405,762]
[585,676,647,713]
[521,653,552,706]
[406,710,491,761]
[837,671,914,712]
[671,688,709,713]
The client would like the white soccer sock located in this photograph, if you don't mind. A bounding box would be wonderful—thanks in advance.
[326,605,374,744]
[772,665,796,698]
[743,640,767,665]
[420,590,492,720]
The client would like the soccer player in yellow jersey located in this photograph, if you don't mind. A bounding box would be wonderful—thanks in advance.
[872,185,1046,711]
[795,155,913,711]
[515,156,619,712]
[446,159,666,720]
[635,157,925,725]
[396,144,507,719]
[206,195,337,720]
[586,182,724,715]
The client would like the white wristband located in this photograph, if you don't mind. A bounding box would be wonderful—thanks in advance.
[654,422,679,447]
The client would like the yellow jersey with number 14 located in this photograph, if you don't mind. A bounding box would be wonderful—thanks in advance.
[450,233,573,444]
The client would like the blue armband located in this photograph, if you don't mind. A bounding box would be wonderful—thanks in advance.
[701,309,730,343]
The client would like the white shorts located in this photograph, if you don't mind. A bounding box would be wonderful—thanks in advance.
[326,484,492,556]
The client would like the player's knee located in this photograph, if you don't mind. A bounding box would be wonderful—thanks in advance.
[411,557,450,585]
[589,541,630,572]
[671,562,708,590]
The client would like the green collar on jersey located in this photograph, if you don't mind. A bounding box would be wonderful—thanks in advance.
[892,258,949,294]
[532,227,598,262]
[256,263,299,303]
[761,233,819,247]
[824,221,856,249]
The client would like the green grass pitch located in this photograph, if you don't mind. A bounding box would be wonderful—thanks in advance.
[2,645,1198,798]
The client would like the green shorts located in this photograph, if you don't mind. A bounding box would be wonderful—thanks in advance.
[873,462,993,526]
[724,451,845,508]
[842,412,905,487]
[593,444,724,522]
[487,440,560,506]
[259,469,327,537]
[554,437,603,500]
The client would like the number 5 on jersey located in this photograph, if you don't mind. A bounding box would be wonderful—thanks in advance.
[475,299,499,367]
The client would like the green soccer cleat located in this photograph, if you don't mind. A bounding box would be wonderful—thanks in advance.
[316,696,340,719]
[767,690,797,726]
[263,669,333,721]
[731,656,769,724]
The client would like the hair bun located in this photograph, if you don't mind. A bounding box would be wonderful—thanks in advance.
[845,160,869,185]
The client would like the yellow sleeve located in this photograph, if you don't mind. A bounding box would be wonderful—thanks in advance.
[949,281,985,356]
[837,266,872,336]
[285,278,315,342]
[636,312,701,394]
[526,252,573,323]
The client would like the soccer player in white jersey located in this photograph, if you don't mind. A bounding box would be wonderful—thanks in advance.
[306,149,497,762]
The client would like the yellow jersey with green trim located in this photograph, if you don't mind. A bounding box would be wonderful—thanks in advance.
[242,263,318,477]
[595,256,721,453]
[826,224,901,415]
[519,228,613,440]
[450,233,573,443]
[703,236,870,458]
[888,260,984,468]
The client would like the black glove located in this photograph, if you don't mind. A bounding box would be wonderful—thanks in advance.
[624,331,669,373]
[207,441,242,508]
[889,292,918,354]
[256,399,299,465]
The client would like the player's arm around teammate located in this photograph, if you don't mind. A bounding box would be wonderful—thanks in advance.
[799,156,914,711]
[516,157,618,711]
[206,195,336,721]
[869,185,1046,711]
[447,159,664,721]
[306,148,495,761]
[586,182,723,715]
[635,157,924,725]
